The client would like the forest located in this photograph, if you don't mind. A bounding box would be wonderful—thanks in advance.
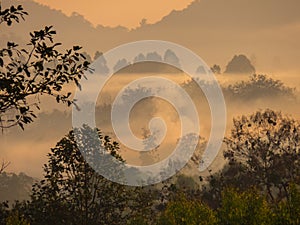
[0,2,300,225]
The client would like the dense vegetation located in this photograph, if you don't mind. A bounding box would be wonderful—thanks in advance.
[1,3,300,225]
[0,108,299,225]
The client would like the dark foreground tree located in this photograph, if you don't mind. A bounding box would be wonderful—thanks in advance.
[201,109,300,208]
[158,194,217,225]
[25,125,155,225]
[218,188,272,225]
[0,3,90,129]
[223,109,300,202]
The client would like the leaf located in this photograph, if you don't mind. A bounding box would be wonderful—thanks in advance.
[73,46,81,51]
[18,122,24,130]
[24,67,30,77]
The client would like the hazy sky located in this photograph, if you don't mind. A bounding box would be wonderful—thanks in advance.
[33,0,193,28]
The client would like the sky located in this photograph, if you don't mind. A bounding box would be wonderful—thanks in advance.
[33,0,194,28]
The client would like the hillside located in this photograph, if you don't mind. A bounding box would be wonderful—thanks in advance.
[1,0,300,71]
[0,172,36,202]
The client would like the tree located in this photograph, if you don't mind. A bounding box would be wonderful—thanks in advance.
[0,3,90,130]
[0,4,27,26]
[6,211,30,225]
[218,188,272,225]
[223,74,295,101]
[158,194,217,225]
[28,125,124,224]
[27,125,155,225]
[163,49,180,68]
[273,184,300,225]
[224,54,255,74]
[210,64,221,74]
[0,160,10,174]
[0,201,9,225]
[0,172,35,203]
[139,18,148,27]
[201,161,255,209]
[224,109,300,202]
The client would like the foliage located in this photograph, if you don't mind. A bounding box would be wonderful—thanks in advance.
[24,125,155,225]
[158,194,217,225]
[273,184,300,225]
[224,109,300,202]
[27,125,122,224]
[6,211,30,225]
[0,201,9,225]
[0,172,35,203]
[223,74,295,100]
[0,3,90,129]
[0,4,27,26]
[127,216,149,225]
[157,186,300,225]
[210,64,221,74]
[201,161,254,209]
[224,54,255,74]
[218,188,272,225]
[0,161,10,174]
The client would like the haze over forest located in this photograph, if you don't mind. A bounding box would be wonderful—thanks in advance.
[1,0,300,184]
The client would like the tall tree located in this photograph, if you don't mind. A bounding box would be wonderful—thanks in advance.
[158,194,217,225]
[218,188,272,225]
[28,125,155,225]
[224,109,300,202]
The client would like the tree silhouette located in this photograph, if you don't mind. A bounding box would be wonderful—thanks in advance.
[224,109,300,202]
[0,160,10,174]
[223,74,295,101]
[28,125,156,225]
[224,54,255,74]
[0,3,90,130]
[210,64,221,74]
[28,126,124,224]
[158,194,217,225]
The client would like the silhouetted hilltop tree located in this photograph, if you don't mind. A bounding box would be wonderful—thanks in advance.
[92,51,109,74]
[210,64,221,74]
[163,49,180,68]
[113,58,130,72]
[92,50,182,75]
[93,51,102,61]
[146,52,162,62]
[133,53,146,63]
[224,54,255,74]
[139,18,148,27]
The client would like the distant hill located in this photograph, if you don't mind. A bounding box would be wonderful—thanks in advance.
[2,0,300,71]
[0,172,36,202]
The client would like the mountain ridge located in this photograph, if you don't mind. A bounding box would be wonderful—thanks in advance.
[2,0,300,73]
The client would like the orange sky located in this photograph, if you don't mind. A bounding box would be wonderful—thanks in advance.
[33,0,194,28]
